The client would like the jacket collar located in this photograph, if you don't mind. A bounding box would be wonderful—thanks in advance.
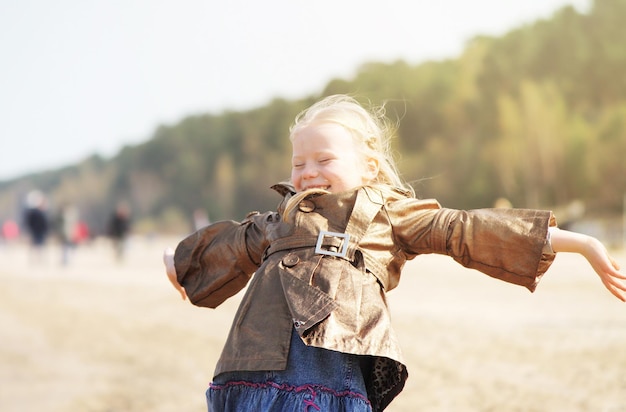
[271,182,296,197]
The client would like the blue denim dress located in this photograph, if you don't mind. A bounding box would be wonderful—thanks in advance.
[206,328,372,411]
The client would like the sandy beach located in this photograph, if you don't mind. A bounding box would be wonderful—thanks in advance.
[1,236,625,412]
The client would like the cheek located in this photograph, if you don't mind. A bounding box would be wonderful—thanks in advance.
[290,170,302,190]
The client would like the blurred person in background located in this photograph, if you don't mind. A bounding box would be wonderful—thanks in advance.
[55,203,80,266]
[108,202,131,262]
[23,190,49,264]
[1,219,20,245]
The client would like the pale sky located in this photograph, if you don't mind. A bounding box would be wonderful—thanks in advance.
[0,0,590,181]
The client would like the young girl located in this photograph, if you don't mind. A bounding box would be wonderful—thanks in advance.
[164,95,625,412]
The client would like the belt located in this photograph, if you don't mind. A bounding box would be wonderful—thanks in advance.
[264,231,352,260]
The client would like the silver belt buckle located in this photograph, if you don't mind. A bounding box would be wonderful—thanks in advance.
[315,231,350,258]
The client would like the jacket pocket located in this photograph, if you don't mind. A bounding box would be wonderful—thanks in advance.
[278,252,338,335]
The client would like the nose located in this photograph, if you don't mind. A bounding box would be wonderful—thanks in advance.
[302,163,318,179]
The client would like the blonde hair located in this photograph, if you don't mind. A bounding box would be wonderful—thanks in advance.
[284,95,413,218]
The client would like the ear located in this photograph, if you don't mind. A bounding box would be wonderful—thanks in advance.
[363,157,380,183]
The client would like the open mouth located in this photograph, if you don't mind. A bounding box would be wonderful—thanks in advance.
[304,185,330,191]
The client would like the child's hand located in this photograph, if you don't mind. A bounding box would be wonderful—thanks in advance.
[581,237,626,302]
[551,228,626,301]
[163,247,187,300]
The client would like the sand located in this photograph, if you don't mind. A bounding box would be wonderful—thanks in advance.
[1,236,625,412]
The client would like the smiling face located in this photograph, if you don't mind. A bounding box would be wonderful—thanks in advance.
[290,122,378,193]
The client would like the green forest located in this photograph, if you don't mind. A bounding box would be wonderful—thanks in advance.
[2,0,626,236]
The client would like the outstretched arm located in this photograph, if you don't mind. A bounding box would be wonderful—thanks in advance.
[549,227,626,301]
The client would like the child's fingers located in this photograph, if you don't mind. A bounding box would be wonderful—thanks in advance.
[612,271,626,280]
[163,247,174,265]
[600,277,623,301]
[601,271,626,302]
[609,254,621,271]
[163,247,186,300]
[610,286,626,302]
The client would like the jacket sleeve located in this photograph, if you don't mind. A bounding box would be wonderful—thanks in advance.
[389,199,557,291]
[173,212,274,308]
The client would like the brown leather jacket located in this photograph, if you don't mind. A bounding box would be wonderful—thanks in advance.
[174,183,556,411]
